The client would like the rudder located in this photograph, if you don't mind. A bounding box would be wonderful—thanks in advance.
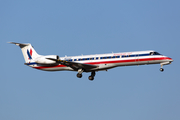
[9,42,40,63]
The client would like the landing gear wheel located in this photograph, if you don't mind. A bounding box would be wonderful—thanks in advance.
[77,73,82,78]
[160,68,164,72]
[88,76,94,81]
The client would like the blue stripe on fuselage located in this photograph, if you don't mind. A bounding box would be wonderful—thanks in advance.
[26,62,37,65]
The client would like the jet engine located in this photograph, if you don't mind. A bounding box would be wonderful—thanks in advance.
[34,55,59,64]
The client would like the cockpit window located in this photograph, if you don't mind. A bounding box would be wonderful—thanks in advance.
[150,52,154,55]
[154,52,161,55]
[150,52,161,55]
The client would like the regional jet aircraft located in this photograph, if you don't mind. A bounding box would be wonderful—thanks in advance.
[9,42,173,80]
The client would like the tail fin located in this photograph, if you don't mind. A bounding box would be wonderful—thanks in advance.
[9,42,40,63]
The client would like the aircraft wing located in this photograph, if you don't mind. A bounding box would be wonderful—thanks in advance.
[47,58,98,70]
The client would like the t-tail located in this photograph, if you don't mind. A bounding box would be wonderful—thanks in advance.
[8,42,40,63]
[9,42,59,65]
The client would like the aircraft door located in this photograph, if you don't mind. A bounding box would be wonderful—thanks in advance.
[149,52,155,64]
[135,54,139,64]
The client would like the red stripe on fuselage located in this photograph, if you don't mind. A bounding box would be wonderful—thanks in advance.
[33,57,171,70]
[34,64,66,69]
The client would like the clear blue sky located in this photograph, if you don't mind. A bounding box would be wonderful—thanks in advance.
[1,0,180,120]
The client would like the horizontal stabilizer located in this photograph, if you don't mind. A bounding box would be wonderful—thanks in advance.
[8,42,30,48]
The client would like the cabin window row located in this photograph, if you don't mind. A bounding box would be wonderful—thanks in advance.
[66,53,157,62]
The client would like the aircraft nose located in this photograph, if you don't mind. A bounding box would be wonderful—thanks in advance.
[167,57,173,62]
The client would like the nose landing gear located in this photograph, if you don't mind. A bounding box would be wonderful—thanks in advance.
[160,68,164,72]
[159,61,172,72]
[160,64,164,72]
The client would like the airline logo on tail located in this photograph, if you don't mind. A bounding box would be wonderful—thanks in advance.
[27,49,32,59]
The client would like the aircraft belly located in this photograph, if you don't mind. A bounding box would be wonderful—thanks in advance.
[33,66,74,71]
[93,60,149,71]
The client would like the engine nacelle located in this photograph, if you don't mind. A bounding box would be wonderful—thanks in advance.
[35,55,59,64]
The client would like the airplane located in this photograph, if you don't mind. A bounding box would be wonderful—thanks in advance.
[9,42,173,81]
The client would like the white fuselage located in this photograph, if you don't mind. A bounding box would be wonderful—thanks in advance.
[9,42,173,80]
[28,50,173,72]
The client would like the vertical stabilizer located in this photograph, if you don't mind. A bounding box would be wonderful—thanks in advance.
[9,42,40,63]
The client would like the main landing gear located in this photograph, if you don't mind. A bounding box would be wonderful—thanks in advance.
[77,69,83,78]
[77,73,82,78]
[76,69,96,81]
[88,71,95,81]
